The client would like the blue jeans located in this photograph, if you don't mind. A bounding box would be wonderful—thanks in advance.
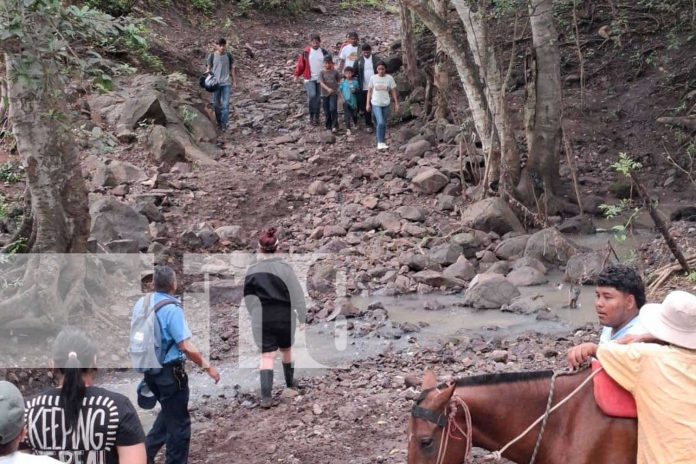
[322,94,338,129]
[145,365,191,464]
[304,80,321,118]
[372,105,390,144]
[211,85,231,129]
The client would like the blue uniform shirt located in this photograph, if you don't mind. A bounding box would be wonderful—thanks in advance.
[132,292,192,365]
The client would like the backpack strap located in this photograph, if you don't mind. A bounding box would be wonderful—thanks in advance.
[152,298,180,313]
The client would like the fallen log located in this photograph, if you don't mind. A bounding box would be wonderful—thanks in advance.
[656,116,696,130]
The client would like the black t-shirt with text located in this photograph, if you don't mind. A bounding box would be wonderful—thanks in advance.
[24,386,145,464]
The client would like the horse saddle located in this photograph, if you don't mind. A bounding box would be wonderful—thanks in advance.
[591,360,637,419]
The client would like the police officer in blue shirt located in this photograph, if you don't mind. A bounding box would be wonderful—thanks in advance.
[133,265,220,464]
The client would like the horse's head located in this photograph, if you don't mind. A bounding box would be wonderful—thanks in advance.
[407,371,468,464]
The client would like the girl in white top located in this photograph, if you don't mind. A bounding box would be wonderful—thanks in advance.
[366,62,400,150]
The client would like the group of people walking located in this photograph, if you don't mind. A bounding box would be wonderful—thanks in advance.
[293,32,399,150]
[0,228,305,464]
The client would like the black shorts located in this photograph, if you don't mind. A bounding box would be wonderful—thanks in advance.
[253,321,295,353]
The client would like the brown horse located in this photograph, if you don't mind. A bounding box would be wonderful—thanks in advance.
[407,369,637,464]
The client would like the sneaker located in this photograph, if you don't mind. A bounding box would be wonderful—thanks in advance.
[377,143,389,150]
[260,397,274,409]
[331,127,337,133]
[346,129,352,136]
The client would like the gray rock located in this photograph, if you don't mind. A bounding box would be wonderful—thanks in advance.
[429,243,463,266]
[412,270,466,289]
[397,205,426,222]
[524,227,582,266]
[460,197,524,235]
[490,350,509,363]
[437,194,455,212]
[324,225,347,237]
[105,239,140,254]
[564,251,605,284]
[401,253,428,271]
[443,257,476,281]
[89,197,151,251]
[462,273,520,309]
[93,160,147,187]
[308,180,328,195]
[181,223,219,249]
[134,200,164,223]
[179,104,217,142]
[147,241,170,264]
[375,212,402,235]
[412,168,449,194]
[148,125,186,165]
[558,215,595,235]
[479,260,509,275]
[494,235,530,260]
[403,139,431,159]
[215,225,244,245]
[512,256,548,274]
[401,223,428,237]
[502,295,549,315]
[506,266,548,286]
[451,231,487,258]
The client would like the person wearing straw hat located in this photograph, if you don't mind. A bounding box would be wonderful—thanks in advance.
[243,227,307,408]
[595,290,696,464]
[0,381,60,463]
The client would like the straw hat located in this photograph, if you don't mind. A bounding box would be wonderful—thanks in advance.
[641,290,696,349]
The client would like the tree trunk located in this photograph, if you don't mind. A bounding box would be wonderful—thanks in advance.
[4,54,90,253]
[518,0,562,207]
[401,0,493,157]
[452,0,520,193]
[432,0,450,121]
[399,1,420,87]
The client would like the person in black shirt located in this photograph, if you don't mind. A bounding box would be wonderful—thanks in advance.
[24,327,146,464]
[243,228,307,408]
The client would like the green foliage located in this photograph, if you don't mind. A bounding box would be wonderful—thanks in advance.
[0,163,24,184]
[3,238,27,256]
[84,0,136,16]
[340,0,381,9]
[688,271,696,283]
[611,152,642,177]
[192,0,213,14]
[113,21,165,72]
[0,195,7,219]
[180,107,196,132]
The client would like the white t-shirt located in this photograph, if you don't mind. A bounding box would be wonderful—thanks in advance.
[308,47,324,81]
[0,453,61,464]
[362,55,374,91]
[599,314,645,344]
[369,74,397,107]
[340,44,359,69]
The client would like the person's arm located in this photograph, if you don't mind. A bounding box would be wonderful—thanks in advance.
[390,76,400,111]
[179,339,220,383]
[319,75,333,94]
[230,57,237,87]
[293,53,305,82]
[566,342,598,370]
[117,445,146,464]
[283,265,307,327]
[206,53,213,74]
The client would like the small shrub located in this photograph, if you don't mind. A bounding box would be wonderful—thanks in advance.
[0,163,24,184]
[84,0,137,16]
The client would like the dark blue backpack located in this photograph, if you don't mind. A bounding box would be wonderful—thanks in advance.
[129,293,180,375]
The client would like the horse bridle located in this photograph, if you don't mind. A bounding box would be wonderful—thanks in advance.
[409,368,602,464]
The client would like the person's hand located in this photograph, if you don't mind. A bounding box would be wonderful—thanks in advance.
[205,366,221,384]
[618,334,658,344]
[566,342,598,370]
[366,103,371,112]
[293,75,299,83]
[394,102,400,112]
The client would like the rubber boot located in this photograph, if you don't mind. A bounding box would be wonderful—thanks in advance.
[259,369,273,408]
[283,362,302,390]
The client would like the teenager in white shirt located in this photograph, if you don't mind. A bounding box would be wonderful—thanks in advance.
[366,62,400,150]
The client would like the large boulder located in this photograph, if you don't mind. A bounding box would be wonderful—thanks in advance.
[462,273,520,309]
[506,266,548,286]
[564,251,605,283]
[412,168,449,194]
[412,270,465,289]
[429,243,463,266]
[443,257,476,281]
[403,139,431,159]
[494,235,530,260]
[179,104,217,142]
[524,227,582,266]
[93,160,147,187]
[89,197,151,251]
[451,231,488,258]
[460,197,524,235]
[148,125,186,165]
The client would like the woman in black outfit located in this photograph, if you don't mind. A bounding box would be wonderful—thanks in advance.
[243,228,307,408]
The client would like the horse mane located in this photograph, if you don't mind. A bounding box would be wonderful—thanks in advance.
[440,370,554,389]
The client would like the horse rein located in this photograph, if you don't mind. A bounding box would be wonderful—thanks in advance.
[410,367,603,464]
